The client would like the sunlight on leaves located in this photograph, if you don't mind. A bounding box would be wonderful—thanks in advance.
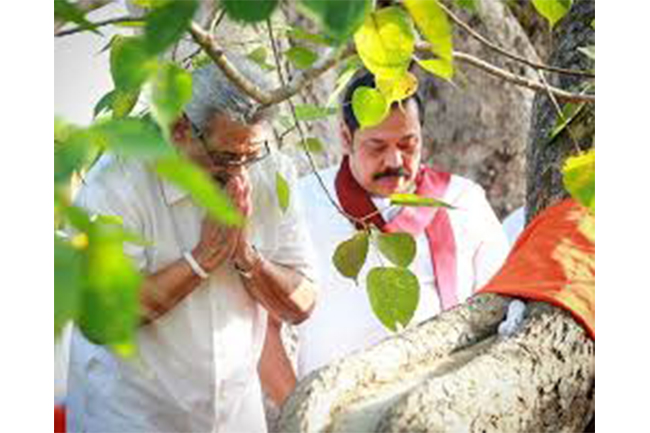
[352,86,389,129]
[354,6,415,79]
[404,0,454,80]
[562,148,595,214]
[532,0,573,28]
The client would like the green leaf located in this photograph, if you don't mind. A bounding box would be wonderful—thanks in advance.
[376,72,419,104]
[405,0,454,79]
[327,55,363,106]
[285,46,318,69]
[79,221,143,355]
[562,148,595,213]
[55,236,84,336]
[415,57,454,81]
[246,47,275,71]
[354,6,416,79]
[456,0,478,13]
[390,193,455,209]
[94,89,140,119]
[90,118,174,159]
[222,0,279,23]
[376,232,417,268]
[155,156,242,226]
[55,129,99,185]
[287,26,333,46]
[300,0,371,43]
[366,266,420,331]
[333,231,369,283]
[110,36,157,91]
[54,0,99,34]
[151,63,193,131]
[143,0,198,55]
[275,172,290,213]
[352,86,389,129]
[548,102,587,145]
[532,0,573,28]
[294,104,338,121]
[300,137,324,153]
[578,45,595,60]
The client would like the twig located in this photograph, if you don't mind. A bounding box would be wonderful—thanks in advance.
[438,1,594,78]
[54,0,113,33]
[450,50,595,103]
[266,19,364,228]
[55,15,144,37]
[189,21,273,104]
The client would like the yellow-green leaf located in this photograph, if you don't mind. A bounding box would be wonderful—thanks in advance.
[562,148,595,213]
[294,104,337,121]
[532,0,573,28]
[390,193,455,209]
[405,0,454,79]
[366,266,420,331]
[415,57,454,81]
[276,171,290,213]
[352,86,389,129]
[354,6,416,79]
[155,156,242,225]
[300,137,324,153]
[333,231,369,283]
[376,72,419,103]
[376,232,417,268]
[246,47,275,71]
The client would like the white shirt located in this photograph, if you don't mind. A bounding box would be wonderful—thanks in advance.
[296,167,509,378]
[67,152,315,433]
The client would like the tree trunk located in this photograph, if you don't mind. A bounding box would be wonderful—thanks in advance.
[277,1,595,432]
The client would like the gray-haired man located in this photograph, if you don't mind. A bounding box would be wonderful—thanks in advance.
[66,59,317,433]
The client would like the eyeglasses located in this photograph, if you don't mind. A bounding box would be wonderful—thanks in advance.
[188,118,271,168]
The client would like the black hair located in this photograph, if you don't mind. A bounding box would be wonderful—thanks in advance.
[341,69,425,136]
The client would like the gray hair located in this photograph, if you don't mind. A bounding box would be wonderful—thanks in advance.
[184,54,276,133]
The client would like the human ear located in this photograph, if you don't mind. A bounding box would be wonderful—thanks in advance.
[340,120,353,155]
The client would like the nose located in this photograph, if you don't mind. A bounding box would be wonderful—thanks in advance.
[384,148,403,169]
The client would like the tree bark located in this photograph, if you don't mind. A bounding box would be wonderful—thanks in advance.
[277,1,595,432]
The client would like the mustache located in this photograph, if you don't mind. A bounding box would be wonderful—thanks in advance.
[373,167,408,181]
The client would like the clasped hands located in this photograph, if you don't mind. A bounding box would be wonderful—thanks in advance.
[192,171,258,274]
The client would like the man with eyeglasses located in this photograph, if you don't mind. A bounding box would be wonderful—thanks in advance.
[66,59,317,433]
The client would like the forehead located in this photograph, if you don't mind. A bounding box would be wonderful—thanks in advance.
[204,113,269,142]
[355,99,421,143]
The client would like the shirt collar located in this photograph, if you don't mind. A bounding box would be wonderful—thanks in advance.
[160,178,189,205]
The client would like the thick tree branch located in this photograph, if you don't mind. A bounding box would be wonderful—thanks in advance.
[188,21,274,105]
[439,1,595,78]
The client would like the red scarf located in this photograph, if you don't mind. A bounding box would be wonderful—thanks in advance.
[334,157,458,311]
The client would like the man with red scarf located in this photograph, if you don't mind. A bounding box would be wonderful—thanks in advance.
[262,71,509,403]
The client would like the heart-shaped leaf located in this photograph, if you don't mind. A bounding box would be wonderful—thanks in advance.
[333,231,370,283]
[376,232,417,268]
[366,266,420,331]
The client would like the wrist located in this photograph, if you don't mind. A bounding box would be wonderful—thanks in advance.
[233,243,262,278]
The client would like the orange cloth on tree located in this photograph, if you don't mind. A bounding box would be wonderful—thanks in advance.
[478,199,595,340]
